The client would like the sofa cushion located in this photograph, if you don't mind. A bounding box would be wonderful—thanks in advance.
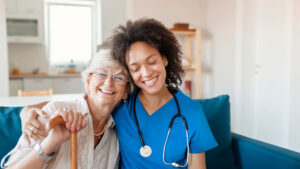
[0,107,23,163]
[195,95,238,169]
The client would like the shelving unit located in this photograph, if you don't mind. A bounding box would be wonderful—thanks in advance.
[171,29,202,99]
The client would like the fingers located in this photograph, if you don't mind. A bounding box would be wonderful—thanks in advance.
[20,108,38,130]
[31,117,46,131]
[56,109,87,132]
[21,107,48,141]
[22,111,48,142]
[24,125,44,142]
[35,108,49,119]
[71,111,79,131]
[76,114,83,131]
[23,133,31,146]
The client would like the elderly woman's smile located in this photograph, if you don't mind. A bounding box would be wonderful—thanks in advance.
[86,66,129,107]
[99,89,116,95]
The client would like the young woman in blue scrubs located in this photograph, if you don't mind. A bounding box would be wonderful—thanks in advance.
[111,18,217,169]
[19,18,217,169]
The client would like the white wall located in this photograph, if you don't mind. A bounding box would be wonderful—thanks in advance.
[289,0,300,152]
[0,0,9,97]
[8,44,48,73]
[127,0,205,28]
[101,0,127,40]
[206,0,300,151]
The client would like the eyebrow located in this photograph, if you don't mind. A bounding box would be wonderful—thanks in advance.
[95,69,123,75]
[128,54,156,66]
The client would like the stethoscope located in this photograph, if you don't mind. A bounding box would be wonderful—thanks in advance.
[133,90,190,168]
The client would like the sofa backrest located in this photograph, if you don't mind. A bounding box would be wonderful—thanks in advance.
[195,95,238,169]
[0,95,238,169]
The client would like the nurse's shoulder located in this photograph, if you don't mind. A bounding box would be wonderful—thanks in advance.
[176,90,204,114]
[112,91,136,119]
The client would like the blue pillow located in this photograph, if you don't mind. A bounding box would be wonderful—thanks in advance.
[0,107,23,163]
[195,95,238,169]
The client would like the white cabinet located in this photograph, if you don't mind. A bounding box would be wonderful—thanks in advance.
[5,0,44,43]
[53,78,85,94]
[5,0,17,13]
[9,77,84,96]
[17,0,43,14]
[23,78,53,91]
[5,0,43,14]
[9,79,23,96]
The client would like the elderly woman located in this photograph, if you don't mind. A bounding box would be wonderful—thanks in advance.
[1,50,132,169]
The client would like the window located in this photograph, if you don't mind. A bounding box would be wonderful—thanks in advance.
[46,0,96,67]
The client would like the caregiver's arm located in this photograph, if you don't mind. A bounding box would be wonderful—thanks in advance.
[20,102,49,145]
[188,152,206,169]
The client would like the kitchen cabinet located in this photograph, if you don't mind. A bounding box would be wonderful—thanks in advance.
[23,78,52,91]
[5,0,44,43]
[52,78,85,94]
[9,79,23,96]
[5,0,43,14]
[9,76,85,96]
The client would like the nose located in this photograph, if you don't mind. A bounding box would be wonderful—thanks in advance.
[140,65,152,77]
[104,75,114,86]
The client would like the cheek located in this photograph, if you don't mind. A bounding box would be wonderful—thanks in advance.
[129,72,140,83]
[89,79,103,90]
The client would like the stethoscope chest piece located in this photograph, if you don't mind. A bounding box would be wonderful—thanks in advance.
[140,145,152,157]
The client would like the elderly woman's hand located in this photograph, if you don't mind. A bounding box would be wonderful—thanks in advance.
[53,108,88,132]
[40,109,88,155]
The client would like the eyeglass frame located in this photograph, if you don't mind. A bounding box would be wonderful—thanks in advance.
[91,70,129,85]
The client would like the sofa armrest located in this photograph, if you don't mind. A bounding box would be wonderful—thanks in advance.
[232,133,300,169]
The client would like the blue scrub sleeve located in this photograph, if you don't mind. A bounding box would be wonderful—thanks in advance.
[189,107,218,153]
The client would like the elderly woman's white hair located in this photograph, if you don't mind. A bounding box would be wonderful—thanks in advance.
[81,49,134,93]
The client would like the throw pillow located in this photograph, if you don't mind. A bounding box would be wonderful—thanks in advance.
[0,107,23,163]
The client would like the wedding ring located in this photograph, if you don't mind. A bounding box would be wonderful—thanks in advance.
[62,108,68,112]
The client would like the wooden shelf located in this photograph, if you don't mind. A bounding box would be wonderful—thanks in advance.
[170,30,196,36]
[172,28,202,99]
[183,67,196,71]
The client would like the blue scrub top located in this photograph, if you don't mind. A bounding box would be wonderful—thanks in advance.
[113,90,218,169]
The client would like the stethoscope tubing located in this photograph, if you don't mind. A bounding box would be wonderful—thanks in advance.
[133,89,189,167]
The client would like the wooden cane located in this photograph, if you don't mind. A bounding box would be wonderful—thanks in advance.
[47,116,77,169]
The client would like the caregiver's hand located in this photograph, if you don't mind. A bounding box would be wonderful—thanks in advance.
[21,102,49,146]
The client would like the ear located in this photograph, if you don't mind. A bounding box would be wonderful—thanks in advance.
[85,74,92,93]
[162,55,168,67]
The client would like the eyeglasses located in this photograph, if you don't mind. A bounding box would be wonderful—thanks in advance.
[92,70,128,85]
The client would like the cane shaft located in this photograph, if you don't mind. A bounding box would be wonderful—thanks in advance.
[47,116,77,169]
[70,132,77,169]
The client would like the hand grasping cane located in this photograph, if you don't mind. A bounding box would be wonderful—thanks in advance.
[46,116,77,169]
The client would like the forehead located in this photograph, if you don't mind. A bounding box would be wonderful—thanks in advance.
[126,41,160,64]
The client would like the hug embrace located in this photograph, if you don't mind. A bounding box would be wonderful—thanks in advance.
[1,18,217,169]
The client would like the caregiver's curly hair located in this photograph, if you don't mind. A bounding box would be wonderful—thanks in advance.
[111,18,184,90]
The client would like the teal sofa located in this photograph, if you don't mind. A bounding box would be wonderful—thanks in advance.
[1,95,300,169]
